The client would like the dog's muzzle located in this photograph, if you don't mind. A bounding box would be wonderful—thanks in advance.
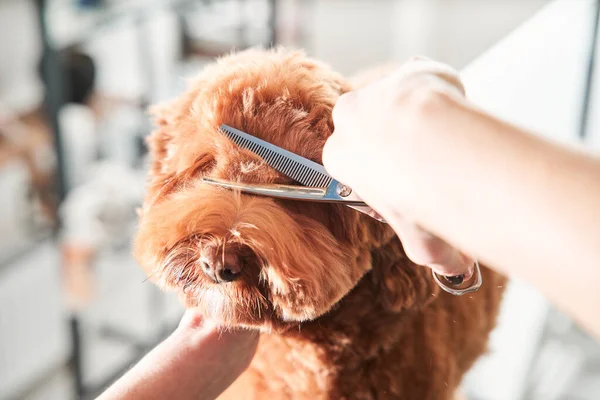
[199,244,256,284]
[200,249,241,283]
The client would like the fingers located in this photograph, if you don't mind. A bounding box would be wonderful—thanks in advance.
[171,311,259,400]
[200,324,259,380]
[322,128,353,185]
[323,92,366,187]
[392,218,474,278]
[321,124,344,177]
[178,309,260,373]
[178,308,206,330]
[179,309,258,339]
[325,55,471,279]
[179,309,259,345]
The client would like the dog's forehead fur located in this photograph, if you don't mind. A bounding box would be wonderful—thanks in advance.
[150,48,350,184]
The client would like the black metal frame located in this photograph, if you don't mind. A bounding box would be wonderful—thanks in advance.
[35,0,68,204]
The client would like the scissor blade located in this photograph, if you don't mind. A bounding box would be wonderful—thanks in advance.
[202,177,328,200]
[219,124,333,188]
[346,205,386,223]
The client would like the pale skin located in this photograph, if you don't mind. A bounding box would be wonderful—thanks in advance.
[99,58,600,400]
[97,311,259,400]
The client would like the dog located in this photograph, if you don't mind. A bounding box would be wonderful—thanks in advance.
[134,48,507,399]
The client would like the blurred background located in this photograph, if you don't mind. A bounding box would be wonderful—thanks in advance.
[0,0,598,399]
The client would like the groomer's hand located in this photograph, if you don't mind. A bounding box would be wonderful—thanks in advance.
[323,57,474,278]
[98,309,259,400]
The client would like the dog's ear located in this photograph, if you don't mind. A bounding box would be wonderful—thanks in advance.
[370,238,440,312]
[140,101,181,211]
[146,99,182,182]
[143,92,216,205]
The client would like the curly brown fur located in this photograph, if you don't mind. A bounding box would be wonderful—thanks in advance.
[134,47,507,399]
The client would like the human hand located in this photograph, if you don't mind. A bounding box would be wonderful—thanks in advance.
[99,309,259,400]
[323,57,475,278]
[173,309,259,398]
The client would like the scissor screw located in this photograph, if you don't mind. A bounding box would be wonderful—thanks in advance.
[336,183,352,197]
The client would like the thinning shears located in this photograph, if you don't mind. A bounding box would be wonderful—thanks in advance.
[203,124,385,222]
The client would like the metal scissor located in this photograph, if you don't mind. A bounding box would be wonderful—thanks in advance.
[202,124,482,296]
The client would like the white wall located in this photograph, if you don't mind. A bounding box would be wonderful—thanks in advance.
[306,0,549,75]
[0,0,43,114]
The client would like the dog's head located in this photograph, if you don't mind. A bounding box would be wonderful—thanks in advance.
[134,48,435,331]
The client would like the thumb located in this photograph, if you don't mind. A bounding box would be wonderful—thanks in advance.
[322,132,347,180]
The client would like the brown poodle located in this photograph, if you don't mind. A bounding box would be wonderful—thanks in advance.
[134,48,507,400]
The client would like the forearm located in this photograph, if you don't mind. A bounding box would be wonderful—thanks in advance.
[384,92,600,336]
[98,329,216,400]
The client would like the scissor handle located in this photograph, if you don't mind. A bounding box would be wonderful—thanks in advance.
[431,260,483,296]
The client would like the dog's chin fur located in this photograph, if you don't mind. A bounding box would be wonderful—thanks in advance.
[134,47,382,331]
[134,47,507,398]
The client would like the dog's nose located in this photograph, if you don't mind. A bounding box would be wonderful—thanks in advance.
[200,249,242,283]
